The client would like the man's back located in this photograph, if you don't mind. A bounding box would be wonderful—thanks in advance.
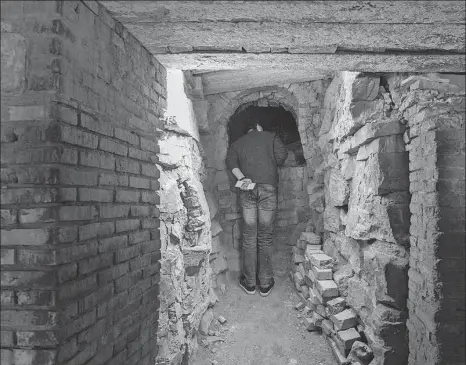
[226,130,288,186]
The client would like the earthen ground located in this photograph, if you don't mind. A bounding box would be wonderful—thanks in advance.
[193,272,337,365]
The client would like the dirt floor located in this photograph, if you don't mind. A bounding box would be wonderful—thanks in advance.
[192,271,337,365]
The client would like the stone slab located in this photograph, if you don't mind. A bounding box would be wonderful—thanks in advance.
[309,253,335,269]
[315,279,339,298]
[330,309,358,331]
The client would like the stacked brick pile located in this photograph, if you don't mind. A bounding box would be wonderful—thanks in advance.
[291,232,375,365]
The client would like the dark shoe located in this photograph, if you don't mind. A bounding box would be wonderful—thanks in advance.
[260,278,275,297]
[239,276,256,295]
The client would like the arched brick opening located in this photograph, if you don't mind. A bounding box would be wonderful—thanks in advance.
[202,86,325,287]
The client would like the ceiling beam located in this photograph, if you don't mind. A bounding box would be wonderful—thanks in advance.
[200,70,330,95]
[100,1,466,25]
[153,53,466,73]
[113,22,465,54]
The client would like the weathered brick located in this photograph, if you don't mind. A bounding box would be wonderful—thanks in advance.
[0,249,15,265]
[99,172,129,186]
[78,284,113,315]
[59,309,96,339]
[60,167,98,186]
[1,310,57,327]
[128,147,151,161]
[116,219,140,233]
[116,246,140,263]
[17,290,55,306]
[116,158,139,174]
[1,271,57,288]
[81,113,113,136]
[80,150,115,170]
[60,125,98,148]
[99,137,128,156]
[116,190,140,203]
[78,253,113,275]
[140,137,158,153]
[98,262,129,285]
[8,105,45,122]
[130,205,150,217]
[1,291,14,305]
[99,234,128,253]
[16,331,58,347]
[141,163,159,177]
[1,331,14,347]
[78,188,113,202]
[17,249,57,266]
[58,240,98,263]
[58,275,97,301]
[114,128,139,146]
[59,206,98,221]
[57,263,78,283]
[129,176,150,189]
[99,205,130,219]
[79,222,114,241]
[12,349,57,365]
[1,228,49,246]
[141,191,159,204]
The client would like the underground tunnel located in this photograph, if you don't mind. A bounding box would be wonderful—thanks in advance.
[0,2,465,365]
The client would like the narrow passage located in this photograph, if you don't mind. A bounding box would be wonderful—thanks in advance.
[193,273,337,365]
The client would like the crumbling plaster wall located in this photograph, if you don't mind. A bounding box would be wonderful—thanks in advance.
[315,71,465,365]
[155,70,215,364]
[199,80,331,285]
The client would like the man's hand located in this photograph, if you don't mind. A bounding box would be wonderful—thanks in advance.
[239,178,253,191]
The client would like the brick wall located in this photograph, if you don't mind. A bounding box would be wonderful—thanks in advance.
[399,74,465,365]
[1,1,165,364]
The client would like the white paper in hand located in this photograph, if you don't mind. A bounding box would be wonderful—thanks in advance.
[235,180,256,190]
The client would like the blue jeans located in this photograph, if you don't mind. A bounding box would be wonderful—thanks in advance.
[239,183,277,288]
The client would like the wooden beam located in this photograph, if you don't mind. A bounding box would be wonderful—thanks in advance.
[153,53,466,73]
[100,1,466,24]
[200,70,330,95]
[118,21,465,54]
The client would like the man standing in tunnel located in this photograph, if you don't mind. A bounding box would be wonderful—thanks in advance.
[226,120,288,297]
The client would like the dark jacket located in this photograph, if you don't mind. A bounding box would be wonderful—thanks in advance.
[226,130,288,187]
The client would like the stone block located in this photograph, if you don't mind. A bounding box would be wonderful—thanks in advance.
[199,308,213,335]
[309,253,335,269]
[322,319,335,337]
[345,158,410,245]
[211,219,222,237]
[327,297,347,316]
[348,341,374,365]
[328,169,350,207]
[335,327,362,357]
[293,271,305,286]
[305,245,324,258]
[316,279,339,299]
[327,337,351,365]
[308,288,320,305]
[324,206,343,233]
[311,266,333,280]
[350,99,385,127]
[333,264,354,297]
[352,75,380,102]
[305,317,320,332]
[301,285,310,299]
[299,231,321,245]
[356,135,405,162]
[312,311,325,326]
[340,120,406,155]
[292,246,305,256]
[330,309,358,331]
[361,241,409,310]
[293,252,305,264]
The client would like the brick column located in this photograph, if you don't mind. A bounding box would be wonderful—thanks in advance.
[1,2,164,365]
[403,75,465,365]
